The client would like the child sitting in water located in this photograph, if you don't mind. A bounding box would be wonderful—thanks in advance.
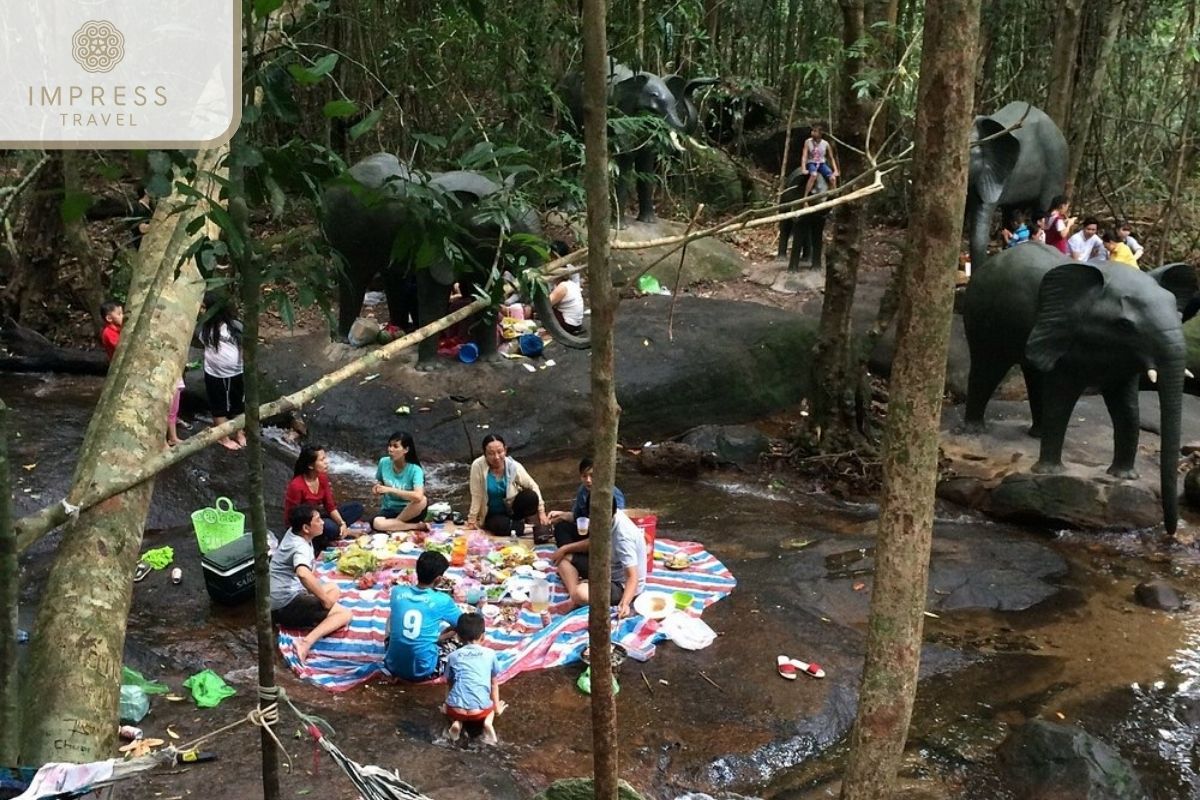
[443,612,506,744]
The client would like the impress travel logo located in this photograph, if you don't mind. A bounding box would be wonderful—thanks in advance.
[1,2,241,148]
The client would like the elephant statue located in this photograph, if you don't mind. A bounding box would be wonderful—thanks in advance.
[560,60,716,223]
[664,75,720,135]
[322,153,590,368]
[962,242,1196,533]
[776,167,829,271]
[966,102,1067,269]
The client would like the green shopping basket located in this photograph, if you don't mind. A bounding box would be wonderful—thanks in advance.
[191,496,245,554]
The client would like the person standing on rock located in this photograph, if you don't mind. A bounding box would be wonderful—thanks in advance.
[467,434,549,537]
[200,291,247,451]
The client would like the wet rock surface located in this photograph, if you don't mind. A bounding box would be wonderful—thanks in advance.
[937,393,1200,531]
[678,424,771,467]
[259,296,816,464]
[998,720,1145,800]
[1133,580,1184,611]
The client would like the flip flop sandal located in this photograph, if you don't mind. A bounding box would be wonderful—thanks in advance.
[777,655,797,680]
[791,658,826,679]
[133,561,152,582]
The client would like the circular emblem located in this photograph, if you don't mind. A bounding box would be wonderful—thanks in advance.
[71,20,124,73]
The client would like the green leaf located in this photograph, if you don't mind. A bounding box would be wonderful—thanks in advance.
[236,146,264,168]
[322,99,358,119]
[411,132,447,150]
[288,64,322,86]
[349,108,384,141]
[60,191,93,224]
[186,215,208,236]
[253,0,284,17]
[309,53,339,77]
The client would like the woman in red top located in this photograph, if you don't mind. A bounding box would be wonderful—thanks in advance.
[284,445,364,552]
[1042,195,1075,255]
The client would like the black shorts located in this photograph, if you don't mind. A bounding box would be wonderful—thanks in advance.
[272,594,327,629]
[204,372,245,418]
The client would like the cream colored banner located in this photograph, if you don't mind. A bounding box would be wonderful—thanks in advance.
[0,1,241,148]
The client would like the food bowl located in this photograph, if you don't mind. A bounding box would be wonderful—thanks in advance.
[581,643,628,668]
[672,591,693,610]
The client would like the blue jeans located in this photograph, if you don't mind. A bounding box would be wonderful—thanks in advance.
[313,502,364,552]
[807,161,833,180]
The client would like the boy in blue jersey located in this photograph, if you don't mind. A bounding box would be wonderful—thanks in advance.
[443,612,506,744]
[384,552,462,680]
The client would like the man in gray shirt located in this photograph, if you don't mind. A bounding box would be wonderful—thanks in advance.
[270,504,352,663]
[552,500,646,618]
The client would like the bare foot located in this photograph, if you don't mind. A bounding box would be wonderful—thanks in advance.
[480,726,498,746]
[495,700,509,716]
[218,438,240,451]
[446,722,461,742]
[235,433,247,447]
[294,637,312,664]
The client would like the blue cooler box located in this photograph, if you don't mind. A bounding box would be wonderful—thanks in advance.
[201,534,256,605]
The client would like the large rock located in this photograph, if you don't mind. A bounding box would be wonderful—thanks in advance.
[998,720,1145,800]
[1133,580,1183,611]
[530,779,646,800]
[937,393,1190,531]
[670,140,759,215]
[259,296,815,463]
[609,220,745,289]
[678,424,770,467]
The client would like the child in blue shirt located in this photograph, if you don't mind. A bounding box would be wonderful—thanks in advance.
[384,552,461,680]
[443,612,506,744]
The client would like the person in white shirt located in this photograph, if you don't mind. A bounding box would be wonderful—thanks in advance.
[270,505,353,663]
[1067,217,1106,261]
[200,292,247,450]
[551,500,646,619]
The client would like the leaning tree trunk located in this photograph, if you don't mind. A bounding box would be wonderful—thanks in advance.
[839,0,981,796]
[18,152,217,766]
[582,0,620,793]
[1045,0,1085,131]
[0,402,15,766]
[810,0,871,450]
[1066,0,1126,191]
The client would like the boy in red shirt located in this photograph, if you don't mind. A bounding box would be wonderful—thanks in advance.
[99,300,123,361]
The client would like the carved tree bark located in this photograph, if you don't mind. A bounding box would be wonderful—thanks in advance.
[18,151,218,766]
[581,0,620,796]
[839,0,980,796]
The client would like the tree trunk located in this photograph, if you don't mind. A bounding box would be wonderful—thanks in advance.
[811,0,870,450]
[18,152,218,766]
[0,402,15,766]
[839,1,980,797]
[1066,0,1126,191]
[581,0,619,795]
[1155,47,1200,264]
[1045,0,1085,131]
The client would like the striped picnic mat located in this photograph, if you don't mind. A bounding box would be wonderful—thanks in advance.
[278,538,736,693]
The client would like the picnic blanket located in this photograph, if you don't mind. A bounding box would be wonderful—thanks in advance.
[279,537,736,693]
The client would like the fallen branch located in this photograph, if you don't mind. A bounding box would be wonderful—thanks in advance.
[698,671,723,692]
[15,297,488,553]
[640,671,654,695]
[0,153,51,229]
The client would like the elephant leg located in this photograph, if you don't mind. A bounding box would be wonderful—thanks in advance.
[1032,372,1085,474]
[809,216,827,270]
[963,352,1012,433]
[415,275,450,370]
[465,277,499,362]
[337,261,371,339]
[777,219,791,259]
[1020,364,1045,437]
[634,147,657,223]
[382,267,418,333]
[613,153,634,227]
[788,222,805,272]
[1101,376,1141,479]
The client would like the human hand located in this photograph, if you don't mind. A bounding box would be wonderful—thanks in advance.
[338,523,348,538]
[538,511,550,527]
[371,484,385,496]
[550,547,567,566]
[616,601,631,619]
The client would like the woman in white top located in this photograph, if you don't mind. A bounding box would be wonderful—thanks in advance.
[200,292,246,450]
[549,278,585,335]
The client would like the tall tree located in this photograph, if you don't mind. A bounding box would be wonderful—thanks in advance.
[1045,0,1086,131]
[19,154,217,765]
[1066,0,1127,191]
[839,0,981,796]
[581,0,620,796]
[0,402,14,766]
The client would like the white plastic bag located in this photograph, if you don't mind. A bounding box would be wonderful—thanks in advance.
[658,613,717,650]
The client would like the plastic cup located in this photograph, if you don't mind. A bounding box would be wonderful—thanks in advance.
[672,591,692,610]
[577,517,590,536]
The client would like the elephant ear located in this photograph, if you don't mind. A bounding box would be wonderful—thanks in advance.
[1147,263,1198,313]
[972,117,1020,205]
[1026,262,1106,371]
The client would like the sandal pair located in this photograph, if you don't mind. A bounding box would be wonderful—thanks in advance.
[777,654,825,680]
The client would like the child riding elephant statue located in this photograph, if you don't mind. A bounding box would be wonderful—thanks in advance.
[322,153,590,369]
[776,167,829,271]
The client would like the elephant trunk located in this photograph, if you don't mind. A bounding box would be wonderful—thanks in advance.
[665,106,686,131]
[967,199,992,272]
[1158,350,1185,535]
[532,290,591,350]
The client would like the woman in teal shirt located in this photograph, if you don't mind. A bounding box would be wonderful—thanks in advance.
[372,431,430,532]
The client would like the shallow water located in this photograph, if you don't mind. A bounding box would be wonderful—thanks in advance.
[9,375,1200,798]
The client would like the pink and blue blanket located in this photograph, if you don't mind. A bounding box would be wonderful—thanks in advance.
[279,538,736,692]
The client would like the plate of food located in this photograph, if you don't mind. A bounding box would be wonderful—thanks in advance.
[633,591,676,620]
[532,558,552,572]
[665,552,692,571]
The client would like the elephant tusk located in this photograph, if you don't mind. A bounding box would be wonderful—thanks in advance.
[668,130,686,152]
[1148,369,1158,384]
[1187,369,1195,379]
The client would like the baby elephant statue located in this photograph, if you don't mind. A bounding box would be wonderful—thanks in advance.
[776,167,829,271]
[322,153,590,369]
[962,242,1196,534]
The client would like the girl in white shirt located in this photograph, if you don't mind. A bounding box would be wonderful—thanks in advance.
[200,292,246,450]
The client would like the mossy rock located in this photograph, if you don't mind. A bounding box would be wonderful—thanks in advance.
[530,778,646,800]
[608,219,747,288]
[671,140,749,214]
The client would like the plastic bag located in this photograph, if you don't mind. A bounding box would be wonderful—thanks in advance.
[121,666,169,695]
[658,614,717,650]
[118,684,150,723]
[182,669,237,709]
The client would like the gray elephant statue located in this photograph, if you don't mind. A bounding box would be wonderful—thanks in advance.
[966,102,1067,269]
[664,75,719,135]
[322,153,589,368]
[560,60,716,223]
[962,243,1196,533]
[776,167,829,271]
